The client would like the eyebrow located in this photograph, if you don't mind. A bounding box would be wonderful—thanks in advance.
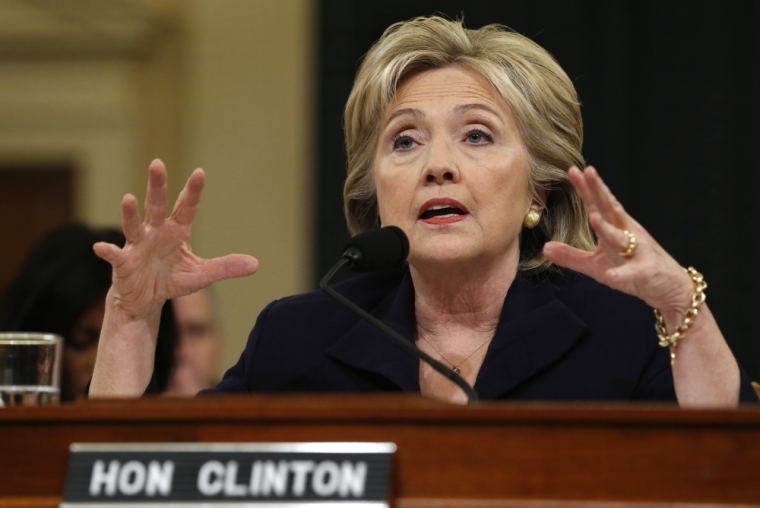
[384,108,425,125]
[384,103,503,127]
[453,103,503,118]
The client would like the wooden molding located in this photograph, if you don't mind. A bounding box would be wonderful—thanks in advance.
[0,0,165,58]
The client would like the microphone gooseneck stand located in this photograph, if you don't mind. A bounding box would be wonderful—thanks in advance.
[320,257,480,404]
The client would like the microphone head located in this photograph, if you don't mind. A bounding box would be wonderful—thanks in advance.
[342,226,410,272]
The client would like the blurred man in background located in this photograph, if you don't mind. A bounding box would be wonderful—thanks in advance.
[164,288,223,396]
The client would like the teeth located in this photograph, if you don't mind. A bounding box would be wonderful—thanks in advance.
[420,202,466,220]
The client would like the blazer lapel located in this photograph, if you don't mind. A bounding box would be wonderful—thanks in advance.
[474,273,588,399]
[325,270,589,399]
[325,270,420,392]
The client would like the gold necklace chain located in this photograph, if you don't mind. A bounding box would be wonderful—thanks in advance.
[419,334,493,375]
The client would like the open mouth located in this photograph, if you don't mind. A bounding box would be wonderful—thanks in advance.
[420,205,466,220]
[418,198,468,224]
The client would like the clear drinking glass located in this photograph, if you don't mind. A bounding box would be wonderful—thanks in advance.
[0,333,62,406]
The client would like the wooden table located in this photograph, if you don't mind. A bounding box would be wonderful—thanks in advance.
[1,395,759,507]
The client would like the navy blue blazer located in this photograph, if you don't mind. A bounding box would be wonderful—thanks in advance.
[207,267,759,402]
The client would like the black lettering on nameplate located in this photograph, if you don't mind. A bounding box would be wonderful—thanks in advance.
[61,442,395,507]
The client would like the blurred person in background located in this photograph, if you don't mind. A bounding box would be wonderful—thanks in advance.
[0,222,176,401]
[164,288,223,396]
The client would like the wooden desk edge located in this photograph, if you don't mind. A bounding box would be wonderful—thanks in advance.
[2,394,760,426]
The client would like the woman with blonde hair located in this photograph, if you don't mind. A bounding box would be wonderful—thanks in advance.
[89,16,758,405]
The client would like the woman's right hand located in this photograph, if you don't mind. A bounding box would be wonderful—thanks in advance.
[94,159,259,318]
[89,159,257,397]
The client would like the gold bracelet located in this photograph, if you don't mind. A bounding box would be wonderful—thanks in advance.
[654,267,707,366]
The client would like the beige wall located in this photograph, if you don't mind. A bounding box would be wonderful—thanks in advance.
[0,59,141,222]
[0,0,316,376]
[181,0,316,371]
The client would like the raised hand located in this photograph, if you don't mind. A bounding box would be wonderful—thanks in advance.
[542,166,692,314]
[93,159,259,318]
[90,159,258,396]
[543,166,742,407]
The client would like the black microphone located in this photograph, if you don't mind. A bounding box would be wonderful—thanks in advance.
[342,225,409,272]
[320,226,479,403]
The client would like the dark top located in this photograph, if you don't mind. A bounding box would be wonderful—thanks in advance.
[206,267,759,402]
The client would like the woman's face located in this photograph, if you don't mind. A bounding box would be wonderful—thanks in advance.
[374,66,535,270]
[62,298,104,401]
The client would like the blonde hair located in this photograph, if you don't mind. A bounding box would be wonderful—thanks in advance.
[343,16,594,273]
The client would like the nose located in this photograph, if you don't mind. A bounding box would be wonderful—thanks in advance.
[422,138,460,185]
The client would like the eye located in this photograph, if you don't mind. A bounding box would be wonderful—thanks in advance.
[392,134,417,151]
[465,129,493,145]
[67,327,100,351]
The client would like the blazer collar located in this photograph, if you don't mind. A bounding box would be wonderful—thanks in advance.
[325,269,420,391]
[473,273,588,399]
[325,270,588,399]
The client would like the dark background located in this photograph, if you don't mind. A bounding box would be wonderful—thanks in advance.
[315,0,760,381]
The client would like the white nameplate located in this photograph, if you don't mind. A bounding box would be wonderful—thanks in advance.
[61,442,395,507]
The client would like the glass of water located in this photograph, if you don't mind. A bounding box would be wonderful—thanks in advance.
[0,333,62,406]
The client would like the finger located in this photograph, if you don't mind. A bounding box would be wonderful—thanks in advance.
[121,194,143,243]
[543,241,596,274]
[171,168,206,226]
[588,212,632,254]
[93,241,127,267]
[584,166,627,228]
[145,159,168,226]
[198,254,259,286]
[567,166,598,215]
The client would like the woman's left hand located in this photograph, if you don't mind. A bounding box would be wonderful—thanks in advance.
[542,166,693,315]
[543,167,742,407]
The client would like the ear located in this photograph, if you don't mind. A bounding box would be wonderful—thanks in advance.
[530,186,548,213]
